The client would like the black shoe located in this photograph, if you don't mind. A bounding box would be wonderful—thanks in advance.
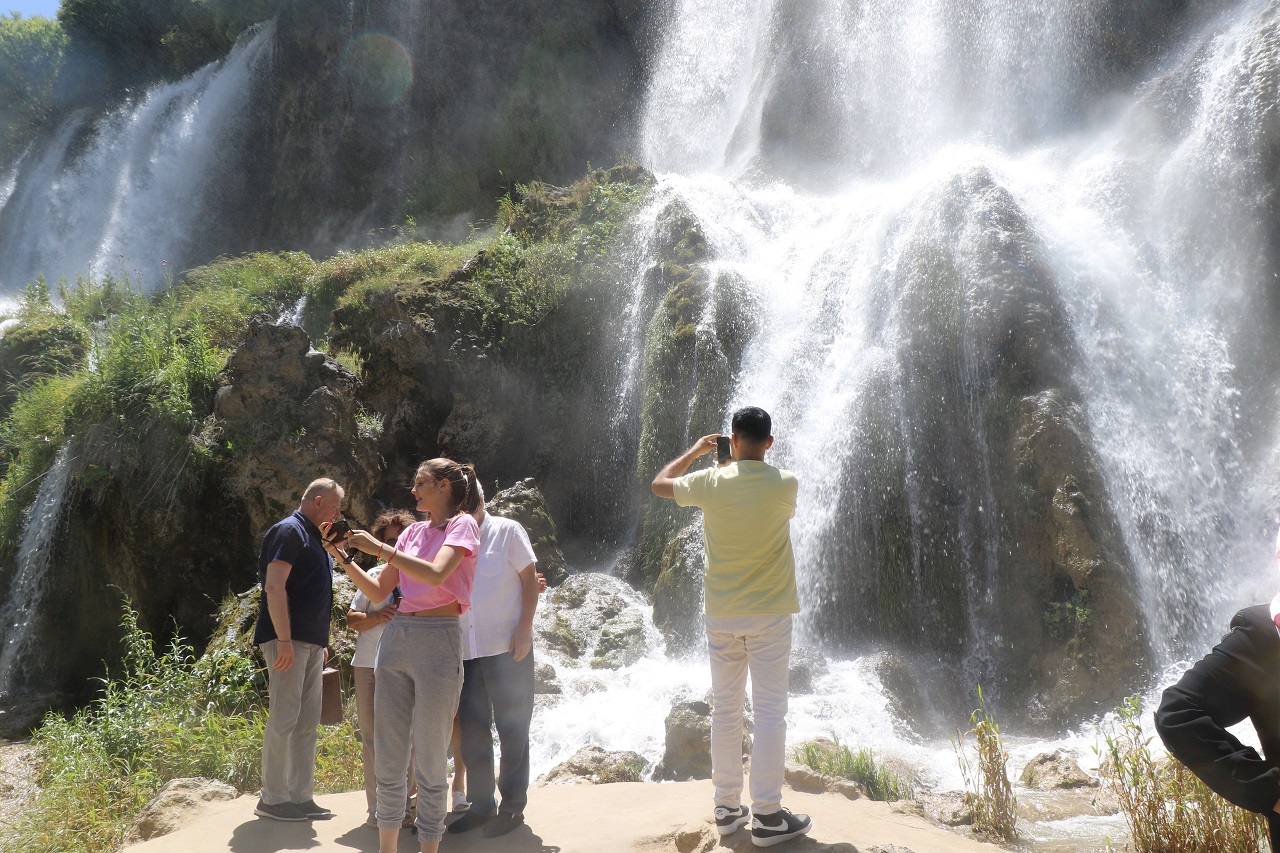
[294,799,334,819]
[482,813,525,838]
[447,810,492,834]
[714,804,750,835]
[751,808,812,847]
[254,799,307,821]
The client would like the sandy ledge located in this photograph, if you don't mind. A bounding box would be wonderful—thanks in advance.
[121,781,1006,853]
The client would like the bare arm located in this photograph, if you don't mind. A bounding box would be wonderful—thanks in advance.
[343,529,469,587]
[264,560,295,671]
[511,563,539,661]
[346,606,397,632]
[651,434,719,499]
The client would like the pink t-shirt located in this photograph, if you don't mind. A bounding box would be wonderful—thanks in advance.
[394,514,479,613]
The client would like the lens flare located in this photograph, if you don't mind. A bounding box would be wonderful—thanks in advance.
[340,32,414,108]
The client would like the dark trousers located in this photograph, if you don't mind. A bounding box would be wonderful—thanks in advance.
[458,650,535,816]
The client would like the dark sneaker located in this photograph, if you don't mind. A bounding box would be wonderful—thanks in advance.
[751,808,812,847]
[714,804,750,835]
[254,799,307,821]
[482,813,525,838]
[294,799,334,819]
[447,810,492,834]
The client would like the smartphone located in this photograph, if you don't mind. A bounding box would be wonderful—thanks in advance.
[716,435,732,464]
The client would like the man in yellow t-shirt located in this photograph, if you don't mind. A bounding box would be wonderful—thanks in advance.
[651,406,812,848]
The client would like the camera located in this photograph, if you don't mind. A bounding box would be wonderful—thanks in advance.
[323,518,351,545]
[716,435,732,464]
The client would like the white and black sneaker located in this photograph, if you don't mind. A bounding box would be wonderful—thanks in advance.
[750,807,812,847]
[714,804,750,835]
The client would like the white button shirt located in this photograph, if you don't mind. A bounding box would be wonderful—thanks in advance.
[459,514,538,661]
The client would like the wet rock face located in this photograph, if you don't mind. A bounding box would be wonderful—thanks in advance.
[652,522,705,655]
[540,744,647,784]
[788,646,829,695]
[487,479,568,587]
[533,573,652,669]
[786,167,1149,727]
[208,321,381,538]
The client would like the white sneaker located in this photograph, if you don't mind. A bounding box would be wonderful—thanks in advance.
[451,790,471,812]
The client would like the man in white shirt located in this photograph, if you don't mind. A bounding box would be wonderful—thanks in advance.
[448,485,541,839]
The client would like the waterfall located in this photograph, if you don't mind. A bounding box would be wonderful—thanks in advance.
[634,0,1276,684]
[0,22,276,293]
[0,446,75,696]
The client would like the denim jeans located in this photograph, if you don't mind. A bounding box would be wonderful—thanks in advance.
[457,650,536,816]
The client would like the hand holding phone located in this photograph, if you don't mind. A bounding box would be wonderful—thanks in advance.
[716,435,732,465]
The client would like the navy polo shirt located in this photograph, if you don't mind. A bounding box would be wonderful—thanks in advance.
[252,510,334,648]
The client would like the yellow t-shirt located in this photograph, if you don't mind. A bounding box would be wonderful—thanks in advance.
[672,460,800,618]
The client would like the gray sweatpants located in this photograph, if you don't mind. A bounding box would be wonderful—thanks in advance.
[374,615,463,842]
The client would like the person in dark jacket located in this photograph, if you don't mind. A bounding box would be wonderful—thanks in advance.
[1155,603,1280,850]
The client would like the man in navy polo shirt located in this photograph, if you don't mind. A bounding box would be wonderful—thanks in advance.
[252,477,344,822]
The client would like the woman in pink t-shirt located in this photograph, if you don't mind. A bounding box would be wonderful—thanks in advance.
[327,458,480,853]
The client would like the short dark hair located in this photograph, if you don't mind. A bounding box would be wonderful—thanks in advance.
[731,406,772,442]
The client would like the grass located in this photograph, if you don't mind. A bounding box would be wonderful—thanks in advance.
[0,600,362,853]
[1100,695,1266,852]
[953,685,1017,841]
[793,735,915,801]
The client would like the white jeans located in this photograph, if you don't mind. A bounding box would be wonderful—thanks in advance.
[705,614,792,815]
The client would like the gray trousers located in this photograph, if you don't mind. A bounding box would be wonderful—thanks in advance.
[374,615,463,842]
[260,639,324,805]
[458,650,535,817]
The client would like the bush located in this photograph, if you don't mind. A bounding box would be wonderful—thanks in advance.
[0,599,361,853]
[1101,695,1266,852]
[794,736,915,801]
[953,685,1017,841]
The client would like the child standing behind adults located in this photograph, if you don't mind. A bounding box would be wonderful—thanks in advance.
[326,459,481,853]
[448,482,541,838]
[346,509,415,828]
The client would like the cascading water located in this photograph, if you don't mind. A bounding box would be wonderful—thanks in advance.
[638,0,1275,675]
[0,22,276,292]
[0,446,74,697]
[521,1,1280,846]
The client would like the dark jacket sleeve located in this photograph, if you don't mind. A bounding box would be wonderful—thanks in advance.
[1155,607,1280,815]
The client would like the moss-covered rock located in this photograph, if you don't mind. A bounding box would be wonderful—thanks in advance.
[204,320,381,539]
[651,522,704,656]
[0,313,89,417]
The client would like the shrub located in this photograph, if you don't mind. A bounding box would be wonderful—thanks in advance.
[0,599,361,853]
[794,736,915,801]
[1101,695,1266,852]
[953,685,1017,840]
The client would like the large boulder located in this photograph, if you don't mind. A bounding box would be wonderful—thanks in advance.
[540,745,647,785]
[1019,749,1095,791]
[124,777,238,843]
[206,321,381,539]
[486,479,568,587]
[654,700,714,781]
[533,572,653,668]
